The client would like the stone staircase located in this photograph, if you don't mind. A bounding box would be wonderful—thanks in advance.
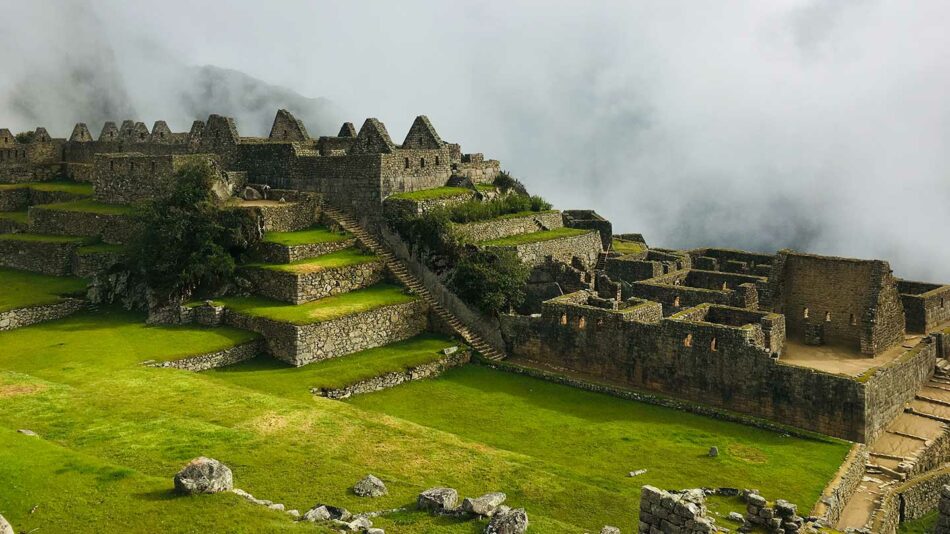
[322,206,506,362]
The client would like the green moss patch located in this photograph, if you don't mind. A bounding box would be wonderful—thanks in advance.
[480,227,589,247]
[388,186,472,202]
[0,267,87,312]
[215,283,417,325]
[35,199,136,216]
[206,333,459,398]
[262,226,351,246]
[249,248,377,273]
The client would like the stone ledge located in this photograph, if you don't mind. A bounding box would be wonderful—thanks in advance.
[0,298,86,331]
[146,340,262,372]
[242,260,384,304]
[259,236,357,264]
[314,348,471,399]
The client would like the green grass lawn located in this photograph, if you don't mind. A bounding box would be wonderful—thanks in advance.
[0,181,93,195]
[350,365,851,523]
[249,248,378,273]
[262,226,351,246]
[0,232,89,244]
[388,186,472,202]
[215,283,416,325]
[206,333,459,399]
[0,210,29,224]
[35,198,136,215]
[0,267,87,312]
[474,184,497,192]
[0,310,850,532]
[479,227,589,247]
[612,238,647,255]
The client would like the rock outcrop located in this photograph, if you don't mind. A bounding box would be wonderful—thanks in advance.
[173,457,233,495]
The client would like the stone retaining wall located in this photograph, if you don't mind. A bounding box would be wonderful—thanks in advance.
[0,238,77,275]
[0,187,82,211]
[872,465,950,534]
[71,248,124,278]
[224,299,428,366]
[315,348,470,399]
[148,340,262,372]
[243,260,385,304]
[258,236,356,264]
[0,299,86,331]
[28,207,139,244]
[810,443,869,525]
[864,340,938,443]
[486,230,601,268]
[452,211,563,242]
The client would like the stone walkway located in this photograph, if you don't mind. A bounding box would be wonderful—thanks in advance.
[836,362,950,530]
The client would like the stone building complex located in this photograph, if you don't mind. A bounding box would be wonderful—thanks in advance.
[2,109,950,533]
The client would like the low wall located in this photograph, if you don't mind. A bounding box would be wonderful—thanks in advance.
[901,284,950,334]
[258,236,356,264]
[487,230,601,267]
[810,444,869,525]
[872,465,950,534]
[0,299,86,331]
[243,261,385,304]
[225,299,428,366]
[452,211,563,242]
[0,238,77,275]
[315,348,471,399]
[864,340,937,443]
[148,340,261,372]
[28,207,140,245]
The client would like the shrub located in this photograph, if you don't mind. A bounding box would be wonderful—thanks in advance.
[445,194,552,224]
[449,249,529,315]
[128,160,259,305]
[14,131,36,144]
[493,171,528,196]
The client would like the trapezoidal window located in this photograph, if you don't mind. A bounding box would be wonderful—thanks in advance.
[420,158,426,168]
[710,337,718,351]
[683,334,693,347]
[942,298,946,309]
[560,313,568,326]
[110,160,115,171]
[150,162,156,173]
[404,157,410,169]
[825,312,832,322]
[435,156,440,166]
[578,317,586,329]
[722,282,729,290]
[673,296,681,307]
[803,307,810,319]
[850,313,857,326]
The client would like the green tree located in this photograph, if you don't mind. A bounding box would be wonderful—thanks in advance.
[449,249,529,315]
[128,160,258,305]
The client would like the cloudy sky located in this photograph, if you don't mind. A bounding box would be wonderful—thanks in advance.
[1,1,948,280]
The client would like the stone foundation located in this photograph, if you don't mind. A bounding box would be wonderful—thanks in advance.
[315,348,470,399]
[147,340,262,372]
[0,299,86,331]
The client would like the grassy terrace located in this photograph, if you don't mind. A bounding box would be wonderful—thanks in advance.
[207,333,458,398]
[0,232,88,244]
[0,267,87,312]
[479,227,589,247]
[76,243,126,255]
[249,248,377,273]
[0,310,850,532]
[612,238,647,255]
[262,225,351,246]
[0,210,28,223]
[388,186,472,201]
[0,181,93,195]
[35,199,136,215]
[474,183,497,192]
[215,283,416,325]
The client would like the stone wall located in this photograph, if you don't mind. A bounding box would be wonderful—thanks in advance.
[315,348,471,399]
[864,340,937,443]
[769,250,906,355]
[148,340,261,372]
[382,189,475,219]
[28,207,140,245]
[0,238,78,275]
[232,198,316,233]
[872,467,950,534]
[258,236,356,264]
[900,280,950,334]
[452,154,500,184]
[224,299,428,366]
[638,486,716,534]
[0,299,86,331]
[242,261,385,304]
[452,211,563,242]
[485,230,601,268]
[0,186,85,211]
[71,248,124,278]
[810,444,869,526]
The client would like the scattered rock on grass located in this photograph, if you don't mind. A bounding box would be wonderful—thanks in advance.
[600,526,621,534]
[462,492,507,517]
[727,511,744,523]
[628,469,647,477]
[17,429,37,436]
[173,457,233,494]
[708,446,719,457]
[485,507,528,534]
[353,474,388,497]
[0,514,12,534]
[418,487,458,514]
[302,504,351,522]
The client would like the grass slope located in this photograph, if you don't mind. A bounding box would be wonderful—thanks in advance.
[479,227,589,247]
[206,333,459,398]
[388,186,472,201]
[35,198,135,215]
[0,311,850,532]
[0,267,87,312]
[262,226,351,246]
[899,510,937,533]
[250,248,378,273]
[216,283,416,325]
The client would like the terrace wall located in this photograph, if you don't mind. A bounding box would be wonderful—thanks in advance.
[258,236,356,264]
[242,261,385,304]
[486,230,601,268]
[0,239,78,275]
[452,211,563,242]
[0,299,86,331]
[899,280,950,334]
[149,340,262,372]
[28,207,140,245]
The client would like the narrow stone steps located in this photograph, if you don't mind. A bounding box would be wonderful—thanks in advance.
[322,206,506,362]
